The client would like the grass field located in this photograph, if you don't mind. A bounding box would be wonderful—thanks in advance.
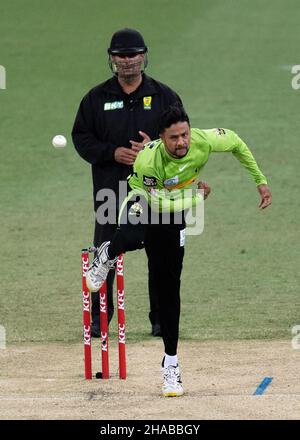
[0,0,299,346]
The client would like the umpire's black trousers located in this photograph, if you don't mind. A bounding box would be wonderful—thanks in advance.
[109,196,186,356]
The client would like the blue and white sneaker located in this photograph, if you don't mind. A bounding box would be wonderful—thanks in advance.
[161,358,184,397]
[86,241,117,292]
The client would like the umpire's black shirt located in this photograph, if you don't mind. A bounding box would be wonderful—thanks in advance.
[72,74,181,210]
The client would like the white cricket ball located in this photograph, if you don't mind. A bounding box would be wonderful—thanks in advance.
[52,135,67,148]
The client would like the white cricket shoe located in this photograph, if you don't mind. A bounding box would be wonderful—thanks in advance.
[86,241,117,292]
[162,360,184,397]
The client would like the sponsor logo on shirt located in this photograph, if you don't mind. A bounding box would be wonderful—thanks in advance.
[143,175,157,187]
[216,128,226,135]
[104,101,124,111]
[143,96,152,110]
[179,164,189,172]
[164,176,179,187]
[129,202,143,217]
[165,176,197,190]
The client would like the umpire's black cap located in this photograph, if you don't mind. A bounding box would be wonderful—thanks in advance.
[108,28,148,55]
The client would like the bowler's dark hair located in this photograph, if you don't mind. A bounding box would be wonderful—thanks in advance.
[159,105,190,134]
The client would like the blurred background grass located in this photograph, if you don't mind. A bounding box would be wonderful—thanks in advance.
[0,0,299,343]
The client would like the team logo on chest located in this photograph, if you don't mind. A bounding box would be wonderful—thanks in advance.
[143,96,152,110]
[143,175,157,187]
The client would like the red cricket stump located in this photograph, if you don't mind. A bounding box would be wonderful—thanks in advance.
[99,281,109,379]
[116,254,126,379]
[81,249,92,379]
[81,247,126,380]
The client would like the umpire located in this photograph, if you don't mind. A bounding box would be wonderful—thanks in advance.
[72,28,182,337]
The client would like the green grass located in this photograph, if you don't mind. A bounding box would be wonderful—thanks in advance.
[0,0,299,344]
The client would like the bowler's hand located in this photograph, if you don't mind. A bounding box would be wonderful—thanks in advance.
[114,147,138,166]
[198,181,211,199]
[130,131,151,153]
[257,184,272,209]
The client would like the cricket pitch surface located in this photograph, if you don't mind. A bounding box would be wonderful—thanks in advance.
[0,340,299,420]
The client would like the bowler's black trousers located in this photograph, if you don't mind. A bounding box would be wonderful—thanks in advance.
[92,222,161,327]
[109,196,186,356]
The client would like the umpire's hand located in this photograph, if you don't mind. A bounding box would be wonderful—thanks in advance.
[130,131,151,153]
[114,147,138,165]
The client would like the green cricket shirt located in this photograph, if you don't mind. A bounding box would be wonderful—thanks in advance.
[128,128,267,213]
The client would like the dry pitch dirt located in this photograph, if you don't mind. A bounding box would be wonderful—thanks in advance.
[0,340,299,420]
